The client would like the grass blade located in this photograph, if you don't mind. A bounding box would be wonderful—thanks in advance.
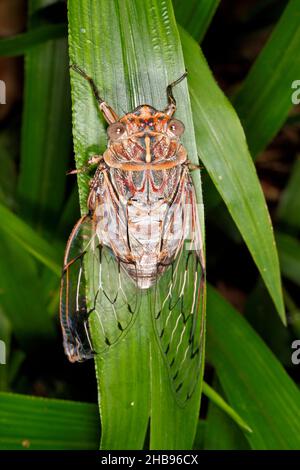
[0,231,54,344]
[276,232,300,286]
[233,0,300,157]
[173,0,220,42]
[202,381,252,434]
[0,392,99,450]
[193,420,206,450]
[207,284,300,449]
[0,24,66,56]
[18,1,71,232]
[68,0,205,450]
[0,203,61,276]
[204,399,250,450]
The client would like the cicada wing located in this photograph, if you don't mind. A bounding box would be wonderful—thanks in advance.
[152,173,206,405]
[86,242,140,352]
[60,208,140,362]
[60,215,95,362]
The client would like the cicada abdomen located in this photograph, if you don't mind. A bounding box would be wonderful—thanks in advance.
[60,65,205,403]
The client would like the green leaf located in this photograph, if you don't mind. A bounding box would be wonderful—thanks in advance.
[204,399,250,450]
[202,381,252,434]
[18,1,72,232]
[193,420,206,450]
[276,232,300,286]
[68,0,205,450]
[93,301,151,450]
[173,0,220,42]
[0,392,99,450]
[180,26,285,323]
[0,24,66,57]
[0,230,54,344]
[204,379,250,450]
[277,158,300,230]
[244,281,291,365]
[233,0,300,157]
[0,203,61,276]
[207,284,300,450]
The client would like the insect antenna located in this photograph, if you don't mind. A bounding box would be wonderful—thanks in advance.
[165,70,188,116]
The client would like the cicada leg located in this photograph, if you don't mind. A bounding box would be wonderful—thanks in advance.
[67,155,104,175]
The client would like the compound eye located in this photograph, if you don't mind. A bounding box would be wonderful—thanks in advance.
[168,119,185,136]
[107,122,126,140]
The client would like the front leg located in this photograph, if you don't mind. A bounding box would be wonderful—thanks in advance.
[186,159,203,172]
[87,155,104,166]
[67,155,103,175]
[87,162,107,210]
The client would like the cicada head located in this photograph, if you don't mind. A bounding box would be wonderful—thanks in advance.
[115,105,185,139]
[105,105,185,166]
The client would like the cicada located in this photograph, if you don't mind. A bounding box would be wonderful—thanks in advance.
[60,65,205,403]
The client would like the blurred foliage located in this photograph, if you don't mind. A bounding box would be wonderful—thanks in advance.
[0,0,299,450]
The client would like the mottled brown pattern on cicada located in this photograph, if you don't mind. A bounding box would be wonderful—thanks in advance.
[60,66,205,404]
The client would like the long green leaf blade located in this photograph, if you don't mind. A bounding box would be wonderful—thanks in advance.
[180,26,285,323]
[0,203,61,276]
[207,284,300,449]
[233,0,300,157]
[18,0,71,232]
[173,0,220,42]
[68,0,205,450]
[204,399,250,450]
[202,381,252,434]
[0,392,99,450]
[203,379,250,450]
[0,230,54,344]
[0,24,66,56]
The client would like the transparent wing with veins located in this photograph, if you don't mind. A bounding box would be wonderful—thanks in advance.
[152,173,206,405]
[60,213,140,363]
